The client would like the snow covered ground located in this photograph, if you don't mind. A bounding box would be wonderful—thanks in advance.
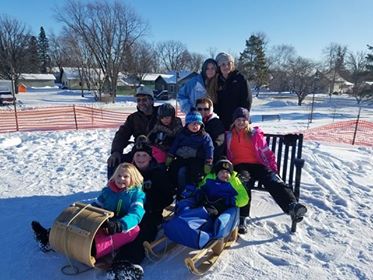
[0,90,372,279]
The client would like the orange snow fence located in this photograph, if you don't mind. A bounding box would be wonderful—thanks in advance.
[0,105,130,133]
[303,120,373,147]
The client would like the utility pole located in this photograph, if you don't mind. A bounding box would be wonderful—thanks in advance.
[308,70,320,127]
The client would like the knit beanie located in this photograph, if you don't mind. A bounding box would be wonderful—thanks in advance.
[232,107,250,122]
[185,110,203,125]
[215,52,234,66]
[158,103,176,119]
[214,158,234,175]
[131,135,152,157]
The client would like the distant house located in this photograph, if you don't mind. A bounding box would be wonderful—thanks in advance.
[321,71,353,94]
[140,73,169,88]
[60,67,104,89]
[18,74,56,88]
[154,71,198,95]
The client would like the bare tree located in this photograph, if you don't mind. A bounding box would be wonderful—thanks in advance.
[322,43,348,94]
[287,56,316,105]
[0,15,31,92]
[125,40,156,85]
[346,51,372,104]
[206,47,218,59]
[156,40,191,71]
[55,0,148,99]
[187,52,205,72]
[267,44,296,92]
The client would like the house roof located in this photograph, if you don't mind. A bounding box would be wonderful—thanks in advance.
[157,71,196,84]
[19,74,56,80]
[142,73,171,82]
[62,67,104,80]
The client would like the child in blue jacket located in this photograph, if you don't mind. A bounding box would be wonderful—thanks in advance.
[31,163,146,256]
[166,110,214,197]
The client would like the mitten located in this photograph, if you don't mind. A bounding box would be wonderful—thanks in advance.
[204,163,212,174]
[105,220,122,235]
[165,155,174,167]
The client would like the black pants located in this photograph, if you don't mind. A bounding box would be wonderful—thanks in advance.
[112,215,159,265]
[168,158,204,197]
[234,163,297,217]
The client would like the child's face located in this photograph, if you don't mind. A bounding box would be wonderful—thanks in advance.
[160,116,172,126]
[133,151,152,170]
[205,63,217,79]
[217,170,231,182]
[114,168,131,189]
[234,117,248,130]
[187,121,201,133]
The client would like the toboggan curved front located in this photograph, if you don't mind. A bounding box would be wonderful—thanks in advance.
[49,202,114,267]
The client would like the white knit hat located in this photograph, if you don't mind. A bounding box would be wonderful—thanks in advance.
[215,52,234,66]
[135,85,154,98]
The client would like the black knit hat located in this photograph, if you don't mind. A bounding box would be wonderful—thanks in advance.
[158,103,176,119]
[213,158,234,175]
[232,107,250,122]
[131,135,152,157]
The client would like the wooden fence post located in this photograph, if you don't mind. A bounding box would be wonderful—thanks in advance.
[352,106,361,145]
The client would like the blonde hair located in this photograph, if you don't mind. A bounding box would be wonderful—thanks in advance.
[230,119,252,135]
[110,162,144,188]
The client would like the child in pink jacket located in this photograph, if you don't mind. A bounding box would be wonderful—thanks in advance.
[226,107,307,234]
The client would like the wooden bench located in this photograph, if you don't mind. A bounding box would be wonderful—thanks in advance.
[261,114,281,121]
[247,133,305,232]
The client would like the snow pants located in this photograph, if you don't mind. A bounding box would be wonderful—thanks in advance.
[234,163,297,217]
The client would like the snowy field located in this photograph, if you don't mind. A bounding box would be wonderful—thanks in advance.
[0,90,372,280]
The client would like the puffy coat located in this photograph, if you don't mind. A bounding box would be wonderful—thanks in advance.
[178,74,206,113]
[111,106,159,154]
[214,70,252,130]
[95,181,145,231]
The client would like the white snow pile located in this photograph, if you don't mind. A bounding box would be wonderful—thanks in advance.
[0,91,372,280]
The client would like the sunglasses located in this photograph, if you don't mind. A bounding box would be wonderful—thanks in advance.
[197,107,210,112]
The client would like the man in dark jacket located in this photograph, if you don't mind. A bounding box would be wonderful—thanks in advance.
[195,97,226,162]
[214,52,253,130]
[107,85,159,179]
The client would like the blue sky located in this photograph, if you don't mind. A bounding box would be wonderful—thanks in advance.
[1,0,373,61]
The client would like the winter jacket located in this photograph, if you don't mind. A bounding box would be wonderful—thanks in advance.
[140,164,175,226]
[214,70,252,130]
[110,106,159,154]
[169,127,214,161]
[178,74,207,113]
[95,181,145,231]
[226,126,278,172]
[198,172,249,208]
[203,113,226,161]
[147,117,183,151]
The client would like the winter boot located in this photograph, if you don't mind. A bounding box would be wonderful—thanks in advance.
[238,216,249,234]
[288,203,307,223]
[31,221,52,252]
[106,261,144,280]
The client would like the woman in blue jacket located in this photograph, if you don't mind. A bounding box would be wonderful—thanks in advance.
[178,58,218,113]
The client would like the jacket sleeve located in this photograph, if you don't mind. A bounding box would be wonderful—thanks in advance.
[231,174,249,207]
[203,134,214,161]
[119,188,145,231]
[177,79,194,113]
[168,131,182,155]
[255,128,278,173]
[110,114,135,154]
[238,76,252,112]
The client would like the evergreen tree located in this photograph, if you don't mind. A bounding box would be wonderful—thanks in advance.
[26,36,40,73]
[367,45,373,72]
[38,27,50,73]
[239,34,268,91]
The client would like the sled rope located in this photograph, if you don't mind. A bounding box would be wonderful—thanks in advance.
[61,203,93,275]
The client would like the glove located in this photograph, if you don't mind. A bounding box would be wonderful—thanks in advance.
[105,220,122,235]
[107,152,122,167]
[204,163,212,174]
[165,155,174,167]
